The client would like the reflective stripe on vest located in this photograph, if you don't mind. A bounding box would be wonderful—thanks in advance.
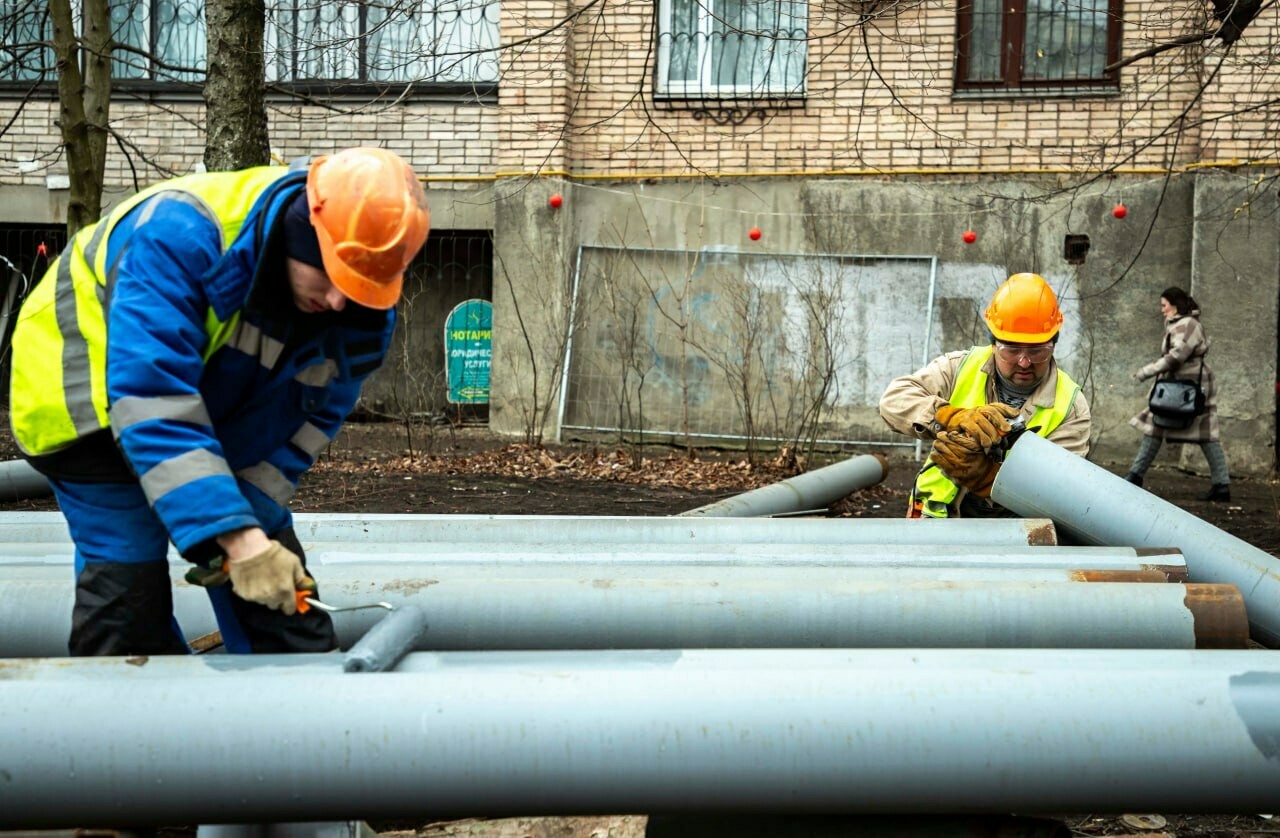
[911,345,1080,519]
[9,167,290,457]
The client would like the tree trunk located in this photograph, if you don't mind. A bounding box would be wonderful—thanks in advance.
[203,0,270,172]
[49,0,110,237]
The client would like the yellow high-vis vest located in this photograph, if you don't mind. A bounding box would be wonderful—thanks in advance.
[910,345,1079,518]
[9,167,290,456]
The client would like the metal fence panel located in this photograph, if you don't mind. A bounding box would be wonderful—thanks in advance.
[558,245,937,448]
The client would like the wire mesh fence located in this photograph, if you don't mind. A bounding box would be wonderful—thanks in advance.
[360,229,493,425]
[558,244,938,453]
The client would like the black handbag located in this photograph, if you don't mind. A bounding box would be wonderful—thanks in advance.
[1147,354,1206,430]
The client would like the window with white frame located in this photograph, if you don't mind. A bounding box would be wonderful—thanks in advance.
[0,0,500,87]
[656,0,806,100]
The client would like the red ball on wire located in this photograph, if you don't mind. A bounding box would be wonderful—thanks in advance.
[1112,204,1127,219]
[548,193,563,209]
[962,230,978,244]
[748,227,762,241]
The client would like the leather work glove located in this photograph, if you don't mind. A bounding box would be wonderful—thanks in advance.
[932,431,1000,498]
[1135,364,1159,381]
[934,402,1020,449]
[227,540,312,615]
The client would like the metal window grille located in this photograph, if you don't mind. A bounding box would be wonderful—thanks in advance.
[956,0,1120,92]
[0,0,499,86]
[360,230,494,424]
[655,0,807,114]
[266,0,500,84]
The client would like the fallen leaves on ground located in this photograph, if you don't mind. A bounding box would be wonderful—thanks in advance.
[313,443,808,492]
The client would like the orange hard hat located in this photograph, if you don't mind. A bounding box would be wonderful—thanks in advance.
[306,147,430,310]
[983,272,1063,342]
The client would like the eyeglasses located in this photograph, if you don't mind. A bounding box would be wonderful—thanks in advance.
[994,341,1054,364]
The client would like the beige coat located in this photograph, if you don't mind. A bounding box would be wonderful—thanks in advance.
[1130,312,1219,443]
[879,347,1092,457]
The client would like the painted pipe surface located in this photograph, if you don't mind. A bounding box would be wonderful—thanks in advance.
[0,459,51,501]
[0,567,1234,654]
[679,454,888,517]
[1,648,1278,825]
[317,577,1245,651]
[342,605,429,673]
[0,510,1059,547]
[0,542,1183,571]
[993,431,1280,647]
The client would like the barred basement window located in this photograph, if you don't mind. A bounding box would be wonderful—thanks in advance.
[955,0,1122,94]
[656,0,807,102]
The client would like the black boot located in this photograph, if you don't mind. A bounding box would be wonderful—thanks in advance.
[1206,483,1231,502]
[1124,472,1143,488]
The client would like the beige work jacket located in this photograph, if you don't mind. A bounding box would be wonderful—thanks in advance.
[879,348,1092,457]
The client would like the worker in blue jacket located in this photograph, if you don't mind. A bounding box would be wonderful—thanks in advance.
[8,147,431,655]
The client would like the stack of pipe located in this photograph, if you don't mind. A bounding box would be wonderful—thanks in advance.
[3,437,1280,827]
[0,513,1246,655]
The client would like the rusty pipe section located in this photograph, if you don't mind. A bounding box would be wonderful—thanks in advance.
[1184,584,1252,650]
[2,648,1279,826]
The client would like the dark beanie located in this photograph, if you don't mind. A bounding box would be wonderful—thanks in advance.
[282,190,325,270]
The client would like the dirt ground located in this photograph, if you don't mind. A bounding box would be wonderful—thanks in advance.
[305,423,1280,555]
[2,419,1277,838]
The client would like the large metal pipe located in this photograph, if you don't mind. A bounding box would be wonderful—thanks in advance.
[0,542,1185,573]
[313,576,1250,651]
[0,459,52,501]
[0,565,1239,654]
[2,648,1278,826]
[0,510,1060,547]
[679,454,888,517]
[993,431,1280,647]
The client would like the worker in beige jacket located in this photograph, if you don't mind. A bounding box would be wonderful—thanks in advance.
[879,273,1091,518]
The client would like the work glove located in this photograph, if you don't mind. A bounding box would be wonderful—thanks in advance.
[932,431,1000,498]
[227,540,312,615]
[1134,364,1159,381]
[933,402,1020,449]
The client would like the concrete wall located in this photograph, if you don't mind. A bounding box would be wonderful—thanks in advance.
[1187,173,1279,474]
[489,172,1277,475]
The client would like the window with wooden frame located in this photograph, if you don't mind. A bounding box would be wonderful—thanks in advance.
[955,0,1122,93]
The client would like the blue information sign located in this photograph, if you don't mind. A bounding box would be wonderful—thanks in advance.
[444,299,492,404]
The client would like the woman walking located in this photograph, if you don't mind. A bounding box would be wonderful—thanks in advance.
[1126,287,1231,501]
